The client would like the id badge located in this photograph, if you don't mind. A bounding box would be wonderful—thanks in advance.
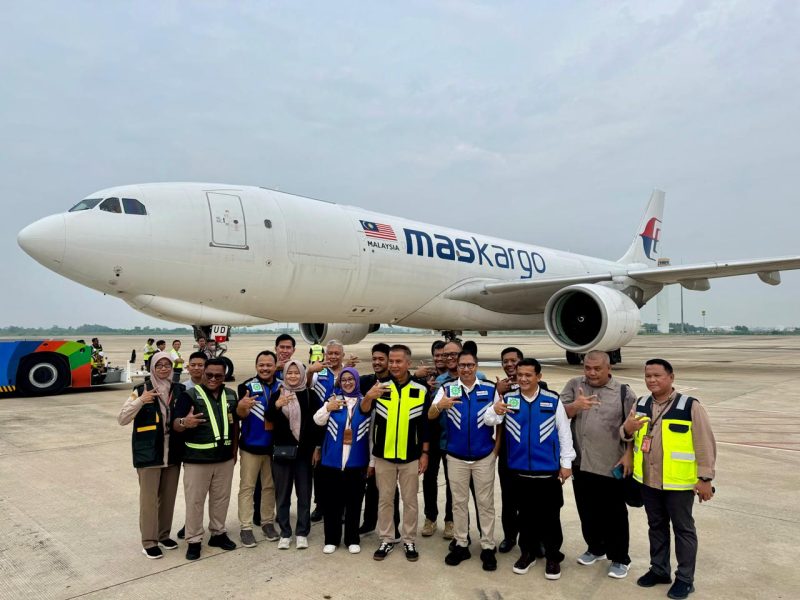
[343,427,353,445]
[448,384,461,398]
[641,435,653,454]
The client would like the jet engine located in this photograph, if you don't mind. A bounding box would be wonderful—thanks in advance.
[544,284,641,353]
[299,323,380,345]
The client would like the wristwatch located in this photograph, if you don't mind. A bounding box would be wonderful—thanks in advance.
[698,477,712,482]
[179,418,185,428]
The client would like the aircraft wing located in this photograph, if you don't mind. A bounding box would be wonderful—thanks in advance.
[445,255,800,314]
[626,256,800,286]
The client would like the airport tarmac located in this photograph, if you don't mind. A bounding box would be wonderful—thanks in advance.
[1,334,798,600]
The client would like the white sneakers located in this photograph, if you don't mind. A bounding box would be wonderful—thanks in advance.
[323,544,337,554]
[278,537,291,550]
[296,536,309,549]
[348,544,361,554]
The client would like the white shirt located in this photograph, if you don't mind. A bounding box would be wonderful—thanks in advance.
[314,395,359,470]
[484,387,576,469]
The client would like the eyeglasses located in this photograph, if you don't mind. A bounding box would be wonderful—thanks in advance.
[205,373,225,380]
[153,363,172,370]
[457,363,477,369]
[340,377,356,384]
[442,352,459,358]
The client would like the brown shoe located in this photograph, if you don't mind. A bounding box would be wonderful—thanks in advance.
[442,521,455,540]
[421,519,437,537]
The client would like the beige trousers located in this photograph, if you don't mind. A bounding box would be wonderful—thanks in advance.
[137,464,180,548]
[375,457,419,544]
[237,449,276,529]
[183,459,235,544]
[447,452,497,550]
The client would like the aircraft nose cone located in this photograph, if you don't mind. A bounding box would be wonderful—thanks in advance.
[18,214,66,269]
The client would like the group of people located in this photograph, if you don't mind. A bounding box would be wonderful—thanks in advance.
[119,334,716,600]
[142,336,220,382]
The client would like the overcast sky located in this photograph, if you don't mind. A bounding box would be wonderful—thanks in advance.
[2,1,799,329]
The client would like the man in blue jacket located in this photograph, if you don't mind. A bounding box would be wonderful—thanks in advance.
[236,351,282,547]
[430,349,501,571]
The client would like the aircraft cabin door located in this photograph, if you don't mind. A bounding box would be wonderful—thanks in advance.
[207,192,248,249]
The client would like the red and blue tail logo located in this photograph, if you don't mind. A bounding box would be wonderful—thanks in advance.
[640,217,661,260]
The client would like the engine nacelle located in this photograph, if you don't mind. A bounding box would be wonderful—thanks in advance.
[544,284,640,352]
[299,323,380,346]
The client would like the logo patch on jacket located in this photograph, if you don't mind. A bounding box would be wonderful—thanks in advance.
[540,401,554,409]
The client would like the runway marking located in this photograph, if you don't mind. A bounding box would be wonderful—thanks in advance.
[717,440,800,452]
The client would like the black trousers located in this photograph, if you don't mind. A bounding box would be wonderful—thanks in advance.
[272,457,313,538]
[641,486,698,584]
[573,468,630,564]
[497,453,519,541]
[362,471,400,535]
[514,475,565,562]
[318,466,365,546]
[423,443,453,522]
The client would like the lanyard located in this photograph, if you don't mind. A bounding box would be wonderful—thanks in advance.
[646,394,678,435]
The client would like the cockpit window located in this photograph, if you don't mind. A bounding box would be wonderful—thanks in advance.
[122,198,147,215]
[69,198,102,212]
[99,197,122,214]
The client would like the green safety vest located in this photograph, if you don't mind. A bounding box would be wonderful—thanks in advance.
[182,385,235,462]
[632,394,698,491]
[373,379,428,462]
[143,344,156,360]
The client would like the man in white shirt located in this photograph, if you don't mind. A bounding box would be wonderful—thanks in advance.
[485,358,576,580]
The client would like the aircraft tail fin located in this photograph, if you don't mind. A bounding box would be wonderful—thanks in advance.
[618,189,665,265]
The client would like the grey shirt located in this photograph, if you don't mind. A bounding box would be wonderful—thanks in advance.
[561,375,637,477]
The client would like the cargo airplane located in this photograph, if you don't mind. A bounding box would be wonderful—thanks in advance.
[17,183,800,364]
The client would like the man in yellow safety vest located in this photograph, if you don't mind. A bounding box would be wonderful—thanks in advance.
[622,358,716,600]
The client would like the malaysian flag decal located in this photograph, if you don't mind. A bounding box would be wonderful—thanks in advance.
[360,220,397,241]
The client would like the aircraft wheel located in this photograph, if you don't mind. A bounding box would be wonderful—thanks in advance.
[220,356,235,382]
[565,351,583,365]
[18,355,70,395]
[608,349,622,365]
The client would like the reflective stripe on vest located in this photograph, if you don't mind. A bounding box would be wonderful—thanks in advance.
[376,381,426,460]
[633,394,697,490]
[185,386,230,450]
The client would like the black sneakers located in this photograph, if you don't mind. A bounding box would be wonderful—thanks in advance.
[310,506,323,522]
[667,580,695,599]
[480,548,497,572]
[404,542,419,562]
[545,559,561,580]
[208,533,237,551]
[177,525,185,540]
[158,538,178,550]
[445,544,471,566]
[637,570,673,587]
[373,541,395,561]
[186,542,201,561]
[498,538,516,553]
[513,552,536,574]
[142,546,163,559]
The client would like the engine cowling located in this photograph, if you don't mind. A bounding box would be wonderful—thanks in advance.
[299,323,380,345]
[544,284,640,352]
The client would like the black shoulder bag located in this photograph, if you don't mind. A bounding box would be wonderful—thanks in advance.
[620,384,644,508]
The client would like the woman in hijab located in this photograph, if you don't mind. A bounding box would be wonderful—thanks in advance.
[266,359,324,550]
[118,351,184,558]
[313,367,372,554]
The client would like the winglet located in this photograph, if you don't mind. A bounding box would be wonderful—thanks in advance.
[618,189,665,265]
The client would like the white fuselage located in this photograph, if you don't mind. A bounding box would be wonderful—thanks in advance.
[19,183,628,329]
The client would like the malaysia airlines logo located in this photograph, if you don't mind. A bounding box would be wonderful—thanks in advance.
[360,220,397,241]
[640,217,661,260]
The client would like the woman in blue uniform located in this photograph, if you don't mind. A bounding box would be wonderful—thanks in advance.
[313,367,371,554]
